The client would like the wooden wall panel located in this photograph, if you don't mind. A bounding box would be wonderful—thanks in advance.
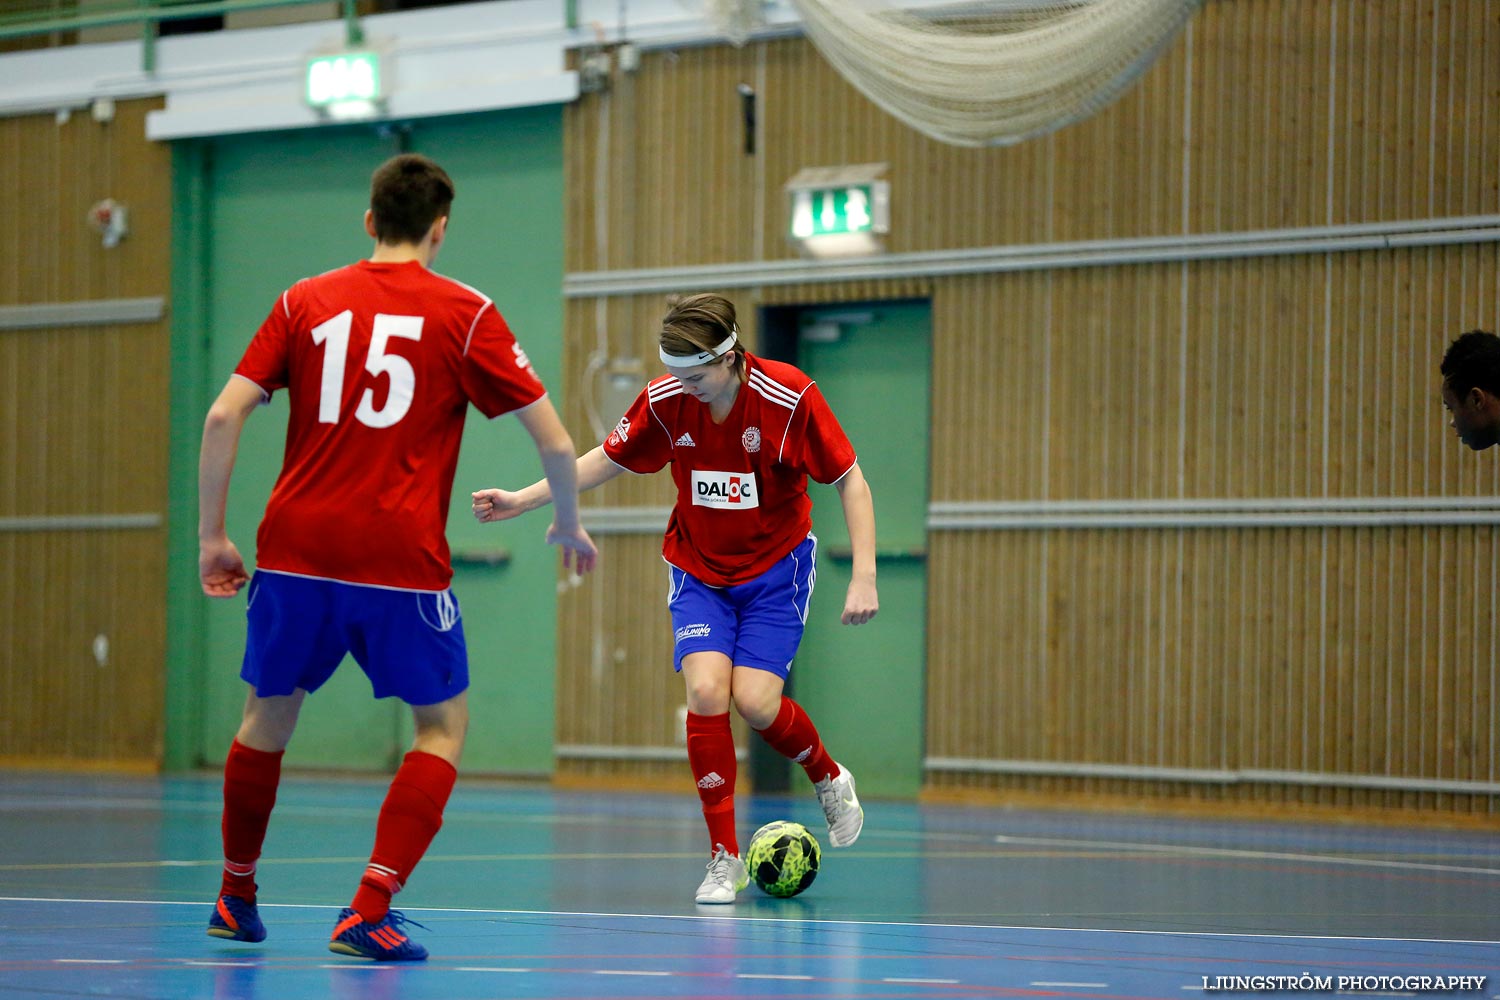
[0,98,171,769]
[560,0,1500,818]
[566,1,1500,277]
[554,532,750,788]
[1328,244,1500,498]
[556,534,675,748]
[1,325,169,515]
[926,525,1500,815]
[0,531,166,763]
[0,99,170,302]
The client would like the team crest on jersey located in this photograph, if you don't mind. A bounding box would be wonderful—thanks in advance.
[607,416,630,447]
[742,426,762,453]
[691,470,759,509]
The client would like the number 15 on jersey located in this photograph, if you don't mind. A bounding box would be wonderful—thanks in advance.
[311,310,424,428]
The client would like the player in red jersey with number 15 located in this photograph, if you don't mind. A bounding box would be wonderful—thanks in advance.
[473,292,876,904]
[197,153,595,960]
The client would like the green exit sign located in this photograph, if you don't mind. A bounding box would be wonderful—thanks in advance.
[786,167,890,257]
[790,183,885,238]
[306,52,383,116]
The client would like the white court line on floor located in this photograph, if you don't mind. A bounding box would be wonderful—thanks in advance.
[0,850,719,873]
[3,895,1497,947]
[738,973,814,980]
[13,841,1496,875]
[992,834,1500,878]
[316,964,392,970]
[7,783,1500,870]
[181,961,258,967]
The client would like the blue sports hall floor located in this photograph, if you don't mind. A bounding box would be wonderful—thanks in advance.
[1,770,1497,999]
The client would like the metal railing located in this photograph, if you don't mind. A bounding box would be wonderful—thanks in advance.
[0,0,363,70]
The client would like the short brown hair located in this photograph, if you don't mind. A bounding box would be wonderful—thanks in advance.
[369,154,454,245]
[660,293,746,379]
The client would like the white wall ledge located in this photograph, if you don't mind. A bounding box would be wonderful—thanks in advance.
[0,0,761,137]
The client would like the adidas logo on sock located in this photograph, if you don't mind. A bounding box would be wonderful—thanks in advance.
[697,771,726,789]
[675,432,696,447]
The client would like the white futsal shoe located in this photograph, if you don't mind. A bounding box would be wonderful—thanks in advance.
[815,763,865,847]
[694,844,749,904]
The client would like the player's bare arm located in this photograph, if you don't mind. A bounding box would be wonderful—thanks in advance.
[507,395,630,569]
[197,377,264,597]
[472,445,625,522]
[834,462,878,626]
[510,399,600,573]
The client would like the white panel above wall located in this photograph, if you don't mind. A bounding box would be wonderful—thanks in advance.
[146,1,581,138]
[144,13,584,139]
[0,0,776,139]
[2,0,986,139]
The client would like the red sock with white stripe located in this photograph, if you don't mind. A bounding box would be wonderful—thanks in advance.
[685,711,738,856]
[754,697,838,784]
[350,750,457,924]
[220,739,284,902]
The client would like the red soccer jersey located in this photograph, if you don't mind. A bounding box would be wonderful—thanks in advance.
[234,259,546,591]
[602,353,856,587]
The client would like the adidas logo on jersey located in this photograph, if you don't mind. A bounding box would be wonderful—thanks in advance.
[697,771,726,790]
[676,432,696,447]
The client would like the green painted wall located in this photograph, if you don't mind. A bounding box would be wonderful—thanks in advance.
[165,107,566,775]
[791,301,932,799]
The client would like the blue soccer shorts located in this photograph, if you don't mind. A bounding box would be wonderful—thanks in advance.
[666,534,818,678]
[241,570,469,706]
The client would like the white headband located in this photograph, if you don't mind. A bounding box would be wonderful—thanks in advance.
[659,329,738,369]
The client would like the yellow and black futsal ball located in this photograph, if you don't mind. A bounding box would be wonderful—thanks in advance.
[746,820,821,898]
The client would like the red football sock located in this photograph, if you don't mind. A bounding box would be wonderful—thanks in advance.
[685,711,739,856]
[220,739,284,902]
[351,750,457,924]
[754,698,837,784]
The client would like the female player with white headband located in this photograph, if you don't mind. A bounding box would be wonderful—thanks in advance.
[472,292,877,903]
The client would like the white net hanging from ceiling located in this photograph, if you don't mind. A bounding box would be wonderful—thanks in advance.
[707,0,1202,147]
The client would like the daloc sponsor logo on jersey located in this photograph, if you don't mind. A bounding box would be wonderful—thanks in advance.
[690,470,759,509]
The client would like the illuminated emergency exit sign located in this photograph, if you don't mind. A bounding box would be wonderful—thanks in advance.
[786,165,890,257]
[790,183,883,239]
[306,52,383,118]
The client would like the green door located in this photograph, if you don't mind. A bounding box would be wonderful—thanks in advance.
[179,109,565,773]
[771,301,931,799]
